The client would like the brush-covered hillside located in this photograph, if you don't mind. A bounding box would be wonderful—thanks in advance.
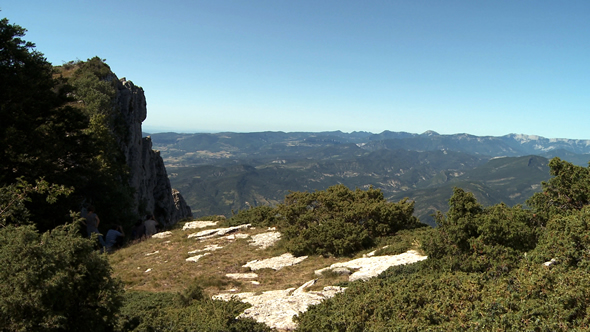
[108,157,590,331]
[150,130,590,225]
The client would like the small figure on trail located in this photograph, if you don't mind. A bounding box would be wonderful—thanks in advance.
[144,214,158,238]
[105,225,125,252]
[131,219,146,242]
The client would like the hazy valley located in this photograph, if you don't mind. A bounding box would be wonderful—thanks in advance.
[149,130,590,226]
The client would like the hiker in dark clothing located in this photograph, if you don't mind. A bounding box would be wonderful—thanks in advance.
[84,205,100,237]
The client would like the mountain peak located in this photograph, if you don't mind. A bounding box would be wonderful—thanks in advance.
[421,130,439,136]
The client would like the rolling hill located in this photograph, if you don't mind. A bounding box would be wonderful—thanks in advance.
[148,130,590,226]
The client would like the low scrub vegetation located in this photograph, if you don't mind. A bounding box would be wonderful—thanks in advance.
[229,184,425,257]
[296,158,590,331]
[118,288,271,332]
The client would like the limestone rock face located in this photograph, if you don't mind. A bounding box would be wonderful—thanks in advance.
[114,77,192,224]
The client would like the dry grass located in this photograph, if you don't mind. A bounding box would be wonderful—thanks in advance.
[109,224,356,297]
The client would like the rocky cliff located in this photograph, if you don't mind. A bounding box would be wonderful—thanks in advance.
[114,77,192,224]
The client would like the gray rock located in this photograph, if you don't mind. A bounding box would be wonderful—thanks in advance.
[248,231,281,249]
[244,253,308,271]
[214,279,345,330]
[314,250,427,281]
[113,78,193,225]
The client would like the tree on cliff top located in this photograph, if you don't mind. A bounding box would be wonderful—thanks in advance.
[0,17,135,230]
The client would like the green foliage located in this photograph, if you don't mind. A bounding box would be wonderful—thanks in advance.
[296,260,590,331]
[297,172,590,330]
[0,223,123,331]
[0,19,135,231]
[529,206,590,268]
[0,177,73,227]
[527,157,590,218]
[196,215,227,222]
[276,184,423,257]
[422,188,541,274]
[64,56,136,229]
[0,18,98,230]
[118,290,271,332]
[225,205,277,227]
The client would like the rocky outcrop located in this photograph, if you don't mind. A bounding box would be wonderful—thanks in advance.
[114,77,192,224]
[214,281,346,330]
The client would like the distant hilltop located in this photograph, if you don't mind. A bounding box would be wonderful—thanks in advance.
[144,130,590,158]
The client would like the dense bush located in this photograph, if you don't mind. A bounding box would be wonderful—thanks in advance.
[297,259,590,331]
[529,206,590,268]
[527,157,590,218]
[118,289,271,332]
[297,161,590,330]
[0,223,123,331]
[225,205,278,227]
[422,188,541,274]
[275,184,423,257]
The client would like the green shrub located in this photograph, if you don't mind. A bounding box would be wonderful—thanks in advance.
[527,157,590,219]
[118,289,271,332]
[276,184,423,257]
[529,206,590,268]
[0,223,123,331]
[297,259,590,331]
[225,205,277,227]
[118,291,177,332]
[196,215,227,222]
[422,188,540,274]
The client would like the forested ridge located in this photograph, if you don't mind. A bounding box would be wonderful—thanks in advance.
[3,16,590,331]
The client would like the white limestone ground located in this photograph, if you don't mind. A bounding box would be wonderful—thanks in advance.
[151,231,172,239]
[244,253,308,271]
[248,231,281,249]
[187,224,251,240]
[315,250,428,281]
[215,250,428,330]
[145,250,159,256]
[188,244,223,254]
[182,220,219,230]
[185,253,210,262]
[214,280,345,330]
[226,273,258,279]
[224,233,250,240]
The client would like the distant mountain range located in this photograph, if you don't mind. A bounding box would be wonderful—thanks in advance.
[146,131,590,226]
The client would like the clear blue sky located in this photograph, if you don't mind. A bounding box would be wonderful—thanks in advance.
[3,1,590,138]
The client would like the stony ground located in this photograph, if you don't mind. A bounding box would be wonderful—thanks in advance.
[110,221,427,330]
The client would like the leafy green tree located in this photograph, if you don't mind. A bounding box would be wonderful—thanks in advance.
[0,177,72,227]
[0,18,91,185]
[1,18,136,230]
[527,157,590,218]
[276,184,423,257]
[0,17,96,231]
[0,175,121,331]
[530,206,590,269]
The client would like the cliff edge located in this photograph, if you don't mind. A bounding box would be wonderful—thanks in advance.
[115,77,192,224]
